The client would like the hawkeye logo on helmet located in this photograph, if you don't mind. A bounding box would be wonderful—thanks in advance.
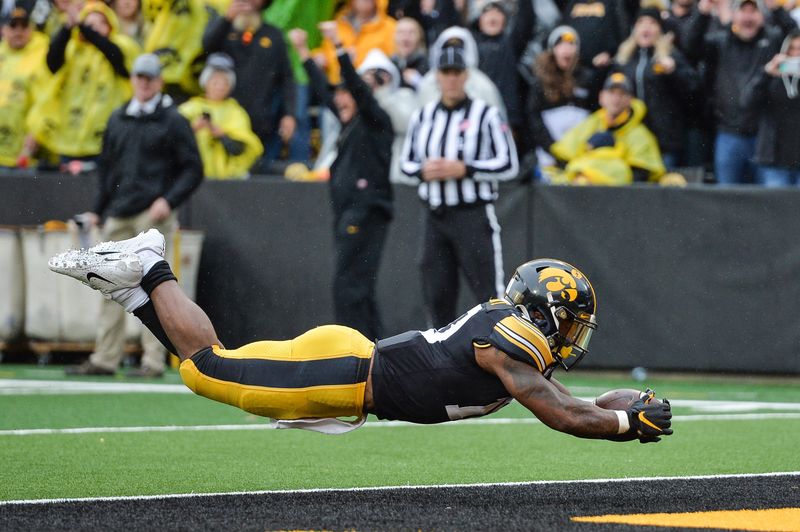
[537,267,580,302]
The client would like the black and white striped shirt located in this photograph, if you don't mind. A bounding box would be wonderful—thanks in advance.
[400,97,518,209]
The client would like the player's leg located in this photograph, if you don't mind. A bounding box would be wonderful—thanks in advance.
[133,210,178,374]
[180,324,374,423]
[137,276,219,360]
[85,216,139,373]
[49,229,219,360]
[50,231,373,426]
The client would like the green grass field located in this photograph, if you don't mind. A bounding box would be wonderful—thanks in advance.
[1,364,798,502]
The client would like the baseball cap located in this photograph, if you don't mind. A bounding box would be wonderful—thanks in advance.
[547,25,580,50]
[635,7,665,30]
[438,45,467,71]
[132,53,162,78]
[200,52,237,91]
[603,72,633,94]
[205,52,235,73]
[733,0,764,9]
[3,4,30,25]
[481,1,507,16]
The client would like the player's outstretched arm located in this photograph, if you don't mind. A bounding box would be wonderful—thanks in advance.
[481,349,672,441]
[485,350,622,438]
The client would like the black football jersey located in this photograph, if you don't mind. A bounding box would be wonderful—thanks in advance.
[370,299,555,423]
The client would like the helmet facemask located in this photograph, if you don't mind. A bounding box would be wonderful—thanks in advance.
[550,306,597,372]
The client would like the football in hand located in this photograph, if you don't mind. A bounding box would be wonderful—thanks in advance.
[594,388,649,410]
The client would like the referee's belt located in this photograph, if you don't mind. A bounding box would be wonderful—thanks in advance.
[427,200,491,216]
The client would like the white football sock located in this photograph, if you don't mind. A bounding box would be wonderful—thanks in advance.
[139,249,165,277]
[112,286,150,313]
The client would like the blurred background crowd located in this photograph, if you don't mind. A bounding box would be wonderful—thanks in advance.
[2,0,800,186]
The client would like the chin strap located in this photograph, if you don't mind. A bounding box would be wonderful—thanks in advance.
[515,304,531,321]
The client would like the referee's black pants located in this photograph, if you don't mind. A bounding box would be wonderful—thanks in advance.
[419,203,505,328]
[333,207,390,340]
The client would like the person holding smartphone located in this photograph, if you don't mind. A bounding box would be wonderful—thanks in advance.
[741,29,800,186]
[178,53,264,179]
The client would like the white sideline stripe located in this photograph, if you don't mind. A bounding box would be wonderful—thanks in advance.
[3,380,800,413]
[2,412,800,437]
[1,471,798,507]
[0,379,190,395]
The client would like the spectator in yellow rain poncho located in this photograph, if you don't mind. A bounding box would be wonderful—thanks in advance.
[0,3,50,168]
[550,72,665,185]
[141,0,208,98]
[28,1,139,164]
[179,53,263,179]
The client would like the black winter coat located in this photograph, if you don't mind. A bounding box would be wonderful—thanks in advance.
[685,11,794,135]
[94,96,204,218]
[562,0,630,66]
[203,17,296,140]
[472,0,535,128]
[616,47,699,154]
[304,53,393,220]
[742,71,800,168]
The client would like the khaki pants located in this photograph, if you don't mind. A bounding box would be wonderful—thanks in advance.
[89,210,177,372]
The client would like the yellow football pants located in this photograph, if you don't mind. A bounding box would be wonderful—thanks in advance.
[179,325,374,420]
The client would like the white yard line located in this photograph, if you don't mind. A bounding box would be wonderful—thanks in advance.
[0,471,798,507]
[2,379,799,412]
[0,379,189,395]
[2,412,800,437]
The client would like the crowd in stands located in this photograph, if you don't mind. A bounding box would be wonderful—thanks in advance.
[2,0,800,185]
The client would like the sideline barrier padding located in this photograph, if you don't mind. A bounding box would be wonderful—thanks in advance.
[2,173,799,374]
[173,229,205,302]
[0,227,24,341]
[21,222,102,342]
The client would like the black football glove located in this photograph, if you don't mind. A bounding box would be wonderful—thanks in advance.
[626,389,673,444]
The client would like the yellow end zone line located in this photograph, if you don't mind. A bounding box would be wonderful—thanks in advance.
[1,412,800,436]
[572,508,800,532]
[0,471,798,507]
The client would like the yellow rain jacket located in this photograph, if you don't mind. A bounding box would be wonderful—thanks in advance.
[142,0,208,94]
[0,32,49,167]
[317,0,396,84]
[27,2,139,158]
[551,99,665,185]
[178,96,263,179]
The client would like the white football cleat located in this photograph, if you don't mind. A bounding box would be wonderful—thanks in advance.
[90,228,165,258]
[48,249,148,311]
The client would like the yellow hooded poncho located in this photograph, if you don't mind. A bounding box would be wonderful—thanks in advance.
[0,32,50,166]
[551,99,665,186]
[142,0,208,94]
[27,2,140,158]
[178,96,263,179]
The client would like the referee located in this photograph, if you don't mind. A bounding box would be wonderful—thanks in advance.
[401,45,519,327]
